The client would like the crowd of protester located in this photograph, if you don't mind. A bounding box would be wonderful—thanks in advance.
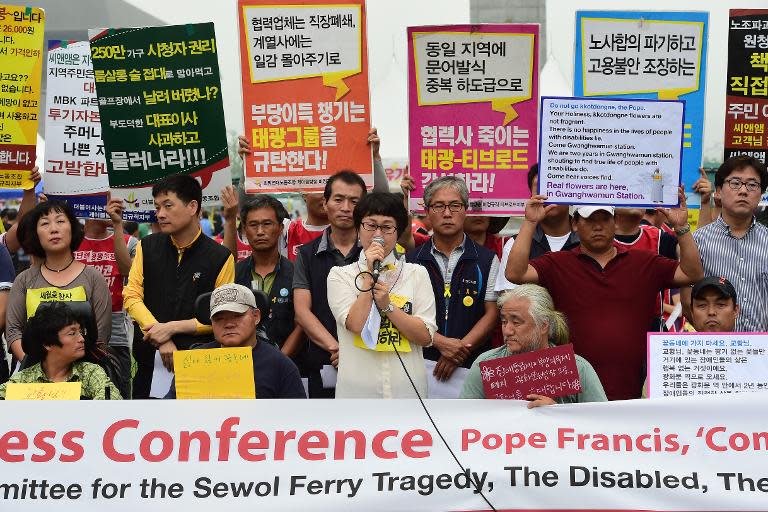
[0,130,766,402]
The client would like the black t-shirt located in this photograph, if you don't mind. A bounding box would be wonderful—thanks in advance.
[166,338,307,399]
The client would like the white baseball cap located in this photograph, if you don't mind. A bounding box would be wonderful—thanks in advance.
[210,284,257,317]
[569,205,615,218]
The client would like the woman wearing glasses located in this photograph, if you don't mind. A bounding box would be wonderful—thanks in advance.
[327,192,437,398]
[0,302,121,399]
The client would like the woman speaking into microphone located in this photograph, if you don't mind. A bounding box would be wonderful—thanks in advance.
[327,192,437,398]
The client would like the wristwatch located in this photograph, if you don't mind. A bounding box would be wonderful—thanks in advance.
[379,303,395,316]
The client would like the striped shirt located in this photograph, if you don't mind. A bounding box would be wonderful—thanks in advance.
[693,216,768,331]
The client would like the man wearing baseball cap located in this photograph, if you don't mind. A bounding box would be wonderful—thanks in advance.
[689,276,739,332]
[505,191,703,401]
[166,283,306,399]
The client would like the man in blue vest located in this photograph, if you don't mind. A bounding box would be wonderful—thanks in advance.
[293,171,367,398]
[406,176,500,382]
[233,194,302,359]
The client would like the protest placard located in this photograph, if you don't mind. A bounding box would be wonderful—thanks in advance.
[0,4,44,189]
[89,23,231,222]
[173,347,255,399]
[724,10,768,165]
[575,11,708,207]
[44,40,109,219]
[408,24,538,215]
[480,344,581,400]
[647,332,768,399]
[6,382,81,400]
[238,0,372,193]
[0,395,766,510]
[538,97,684,207]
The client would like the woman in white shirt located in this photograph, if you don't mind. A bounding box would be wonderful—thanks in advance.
[328,192,437,398]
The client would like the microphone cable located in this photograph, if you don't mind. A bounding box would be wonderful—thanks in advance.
[365,281,497,511]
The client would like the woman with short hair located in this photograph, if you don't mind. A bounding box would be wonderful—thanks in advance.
[5,200,111,362]
[0,302,121,399]
[328,192,437,398]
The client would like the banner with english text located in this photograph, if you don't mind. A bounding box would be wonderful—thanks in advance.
[0,395,765,510]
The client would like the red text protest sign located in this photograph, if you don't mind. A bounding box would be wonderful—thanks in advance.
[480,344,582,400]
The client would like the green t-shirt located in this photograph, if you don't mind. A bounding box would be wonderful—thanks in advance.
[460,344,607,403]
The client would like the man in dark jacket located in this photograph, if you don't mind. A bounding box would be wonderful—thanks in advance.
[234,194,302,359]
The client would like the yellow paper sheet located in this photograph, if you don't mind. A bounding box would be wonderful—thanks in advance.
[173,347,255,399]
[6,382,81,400]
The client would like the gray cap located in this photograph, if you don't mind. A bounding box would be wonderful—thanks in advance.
[210,284,257,317]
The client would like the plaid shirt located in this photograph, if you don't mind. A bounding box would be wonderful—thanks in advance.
[0,361,122,400]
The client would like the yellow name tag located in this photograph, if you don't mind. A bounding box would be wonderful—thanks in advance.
[174,347,256,399]
[6,382,82,400]
[354,294,412,353]
[25,286,87,319]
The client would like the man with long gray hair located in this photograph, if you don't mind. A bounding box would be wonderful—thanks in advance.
[460,284,606,406]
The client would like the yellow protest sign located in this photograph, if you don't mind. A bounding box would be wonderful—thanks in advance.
[6,382,81,400]
[0,5,45,189]
[174,347,255,399]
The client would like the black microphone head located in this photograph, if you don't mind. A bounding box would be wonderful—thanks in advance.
[372,236,385,246]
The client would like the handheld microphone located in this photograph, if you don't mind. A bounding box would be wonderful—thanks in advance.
[371,236,385,281]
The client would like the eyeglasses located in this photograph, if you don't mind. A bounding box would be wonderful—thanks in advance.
[428,202,466,213]
[725,178,761,192]
[360,220,397,234]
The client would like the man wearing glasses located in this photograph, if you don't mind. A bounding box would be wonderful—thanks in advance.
[406,176,500,383]
[684,155,768,331]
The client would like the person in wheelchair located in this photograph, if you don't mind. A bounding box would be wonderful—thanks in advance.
[0,302,121,400]
[165,283,305,399]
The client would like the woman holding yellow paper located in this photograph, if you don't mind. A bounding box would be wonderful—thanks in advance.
[0,302,121,400]
[328,193,437,398]
[5,201,111,363]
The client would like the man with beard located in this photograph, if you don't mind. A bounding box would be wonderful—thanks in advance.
[460,284,606,405]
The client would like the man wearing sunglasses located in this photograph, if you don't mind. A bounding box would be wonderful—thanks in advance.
[683,155,768,331]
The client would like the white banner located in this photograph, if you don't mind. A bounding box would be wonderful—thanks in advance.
[538,96,684,207]
[0,395,766,510]
[43,40,109,219]
[648,332,768,398]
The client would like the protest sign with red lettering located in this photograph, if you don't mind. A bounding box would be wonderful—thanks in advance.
[408,24,539,215]
[0,5,44,189]
[480,343,582,400]
[44,40,109,219]
[724,9,768,165]
[238,0,372,193]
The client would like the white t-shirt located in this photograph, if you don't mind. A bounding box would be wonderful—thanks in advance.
[495,232,573,292]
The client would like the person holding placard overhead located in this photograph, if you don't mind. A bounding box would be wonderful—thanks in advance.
[505,188,703,401]
[164,283,305,399]
[0,302,121,400]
